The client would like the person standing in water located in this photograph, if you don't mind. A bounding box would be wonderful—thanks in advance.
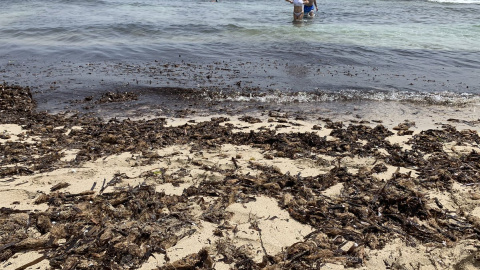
[303,0,318,18]
[285,0,307,21]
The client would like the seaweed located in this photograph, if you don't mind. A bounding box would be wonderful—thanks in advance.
[1,84,480,269]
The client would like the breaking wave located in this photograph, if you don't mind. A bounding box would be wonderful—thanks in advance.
[201,88,480,106]
[427,0,480,3]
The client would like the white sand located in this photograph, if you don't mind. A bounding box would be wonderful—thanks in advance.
[1,108,480,270]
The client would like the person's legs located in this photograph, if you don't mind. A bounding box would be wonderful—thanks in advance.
[293,12,303,20]
[304,5,314,17]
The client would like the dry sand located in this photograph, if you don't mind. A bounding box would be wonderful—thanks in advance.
[1,104,480,269]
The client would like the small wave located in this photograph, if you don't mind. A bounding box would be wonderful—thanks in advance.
[58,0,110,6]
[166,23,223,35]
[201,88,480,106]
[427,0,480,4]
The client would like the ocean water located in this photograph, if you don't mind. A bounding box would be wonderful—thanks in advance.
[1,0,480,116]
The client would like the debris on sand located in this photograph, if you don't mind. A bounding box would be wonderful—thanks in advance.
[1,83,480,269]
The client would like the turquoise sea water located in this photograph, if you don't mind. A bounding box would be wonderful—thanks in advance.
[1,0,480,114]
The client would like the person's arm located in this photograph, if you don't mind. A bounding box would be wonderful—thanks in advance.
[285,0,293,4]
[314,0,318,10]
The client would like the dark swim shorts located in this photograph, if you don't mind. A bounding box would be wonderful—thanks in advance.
[304,5,314,13]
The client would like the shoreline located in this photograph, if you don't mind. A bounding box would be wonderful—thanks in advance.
[1,84,480,269]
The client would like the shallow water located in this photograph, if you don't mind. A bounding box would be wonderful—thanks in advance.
[1,0,480,115]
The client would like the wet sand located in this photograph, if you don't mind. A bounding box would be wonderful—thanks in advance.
[1,84,480,269]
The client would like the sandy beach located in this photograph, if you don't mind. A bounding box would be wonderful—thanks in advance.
[1,84,480,269]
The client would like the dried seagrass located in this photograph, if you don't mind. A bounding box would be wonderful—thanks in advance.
[1,84,480,269]
[1,185,197,269]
